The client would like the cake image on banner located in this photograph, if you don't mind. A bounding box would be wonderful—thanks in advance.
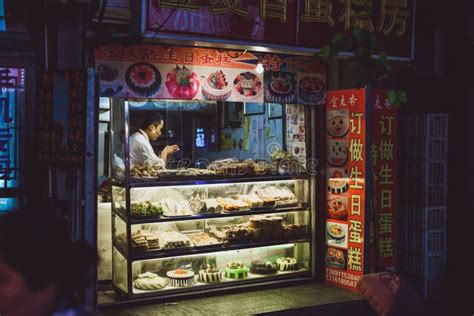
[297,74,326,105]
[325,247,347,269]
[97,62,123,97]
[201,70,232,101]
[232,71,262,101]
[165,65,200,100]
[125,62,162,97]
[327,168,349,194]
[326,221,348,249]
[264,71,296,104]
[327,195,348,221]
[327,109,349,138]
[327,139,348,167]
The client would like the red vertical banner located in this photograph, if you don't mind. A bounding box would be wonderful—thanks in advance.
[369,90,398,272]
[325,88,367,290]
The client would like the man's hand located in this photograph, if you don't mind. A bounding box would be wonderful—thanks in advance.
[160,145,180,160]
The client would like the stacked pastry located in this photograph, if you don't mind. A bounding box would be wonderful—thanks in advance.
[158,231,194,250]
[132,229,160,251]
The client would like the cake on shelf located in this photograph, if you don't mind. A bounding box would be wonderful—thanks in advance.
[250,260,277,275]
[225,262,249,279]
[276,257,299,271]
[198,264,222,283]
[133,272,167,291]
[166,269,195,287]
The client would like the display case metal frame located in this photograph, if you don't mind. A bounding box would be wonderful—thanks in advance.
[110,98,318,299]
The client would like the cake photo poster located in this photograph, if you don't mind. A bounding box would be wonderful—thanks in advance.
[95,44,264,103]
[325,88,367,290]
[258,53,326,105]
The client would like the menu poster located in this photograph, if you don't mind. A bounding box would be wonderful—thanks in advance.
[285,104,306,166]
[95,45,263,103]
[38,70,87,166]
[369,89,398,272]
[325,88,367,290]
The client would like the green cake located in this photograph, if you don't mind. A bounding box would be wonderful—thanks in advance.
[224,261,249,279]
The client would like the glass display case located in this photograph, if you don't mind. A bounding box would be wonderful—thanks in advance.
[110,98,315,297]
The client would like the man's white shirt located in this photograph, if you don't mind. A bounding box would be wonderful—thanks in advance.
[129,130,165,168]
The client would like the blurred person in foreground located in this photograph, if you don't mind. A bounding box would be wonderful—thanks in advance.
[0,209,97,316]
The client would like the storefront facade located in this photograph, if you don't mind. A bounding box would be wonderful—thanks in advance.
[93,0,414,307]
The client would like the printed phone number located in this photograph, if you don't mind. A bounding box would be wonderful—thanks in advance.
[326,275,358,288]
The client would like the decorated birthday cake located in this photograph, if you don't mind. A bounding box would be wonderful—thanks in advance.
[166,269,195,287]
[165,65,199,100]
[265,73,295,103]
[276,257,299,271]
[224,261,249,279]
[202,70,232,100]
[133,272,167,291]
[233,72,262,99]
[250,260,277,275]
[198,264,222,283]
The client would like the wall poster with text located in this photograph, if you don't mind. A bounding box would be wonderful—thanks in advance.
[368,89,398,272]
[325,88,367,290]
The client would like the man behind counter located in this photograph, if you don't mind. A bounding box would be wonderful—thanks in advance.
[130,113,179,168]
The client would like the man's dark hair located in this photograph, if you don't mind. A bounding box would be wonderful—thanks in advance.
[0,209,96,305]
[141,112,164,130]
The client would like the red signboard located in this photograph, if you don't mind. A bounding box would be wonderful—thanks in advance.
[369,89,398,271]
[325,88,367,290]
[145,0,414,59]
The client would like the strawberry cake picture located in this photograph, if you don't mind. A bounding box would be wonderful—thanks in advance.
[165,65,200,100]
[264,72,296,104]
[327,196,348,221]
[233,71,262,100]
[327,109,349,138]
[298,76,325,104]
[327,139,348,167]
[202,70,232,101]
[125,62,161,97]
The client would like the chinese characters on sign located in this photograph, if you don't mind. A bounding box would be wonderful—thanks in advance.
[369,89,398,271]
[95,45,327,104]
[38,70,87,167]
[146,0,414,58]
[325,88,366,290]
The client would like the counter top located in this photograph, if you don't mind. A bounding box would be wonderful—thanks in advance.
[98,282,370,316]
